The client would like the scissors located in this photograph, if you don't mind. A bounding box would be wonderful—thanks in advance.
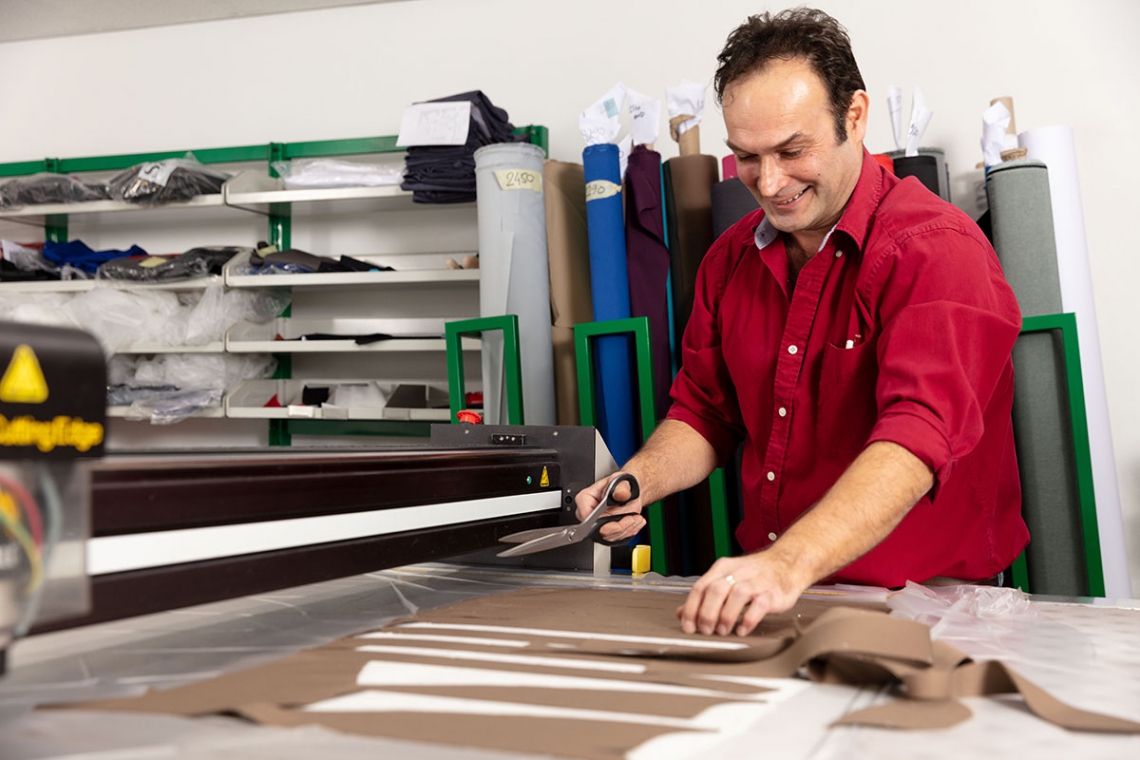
[497,473,640,557]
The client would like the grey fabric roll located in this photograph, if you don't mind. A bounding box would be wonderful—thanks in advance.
[1011,332,1087,596]
[986,159,1063,317]
[474,143,555,425]
[988,158,1085,595]
[711,178,760,239]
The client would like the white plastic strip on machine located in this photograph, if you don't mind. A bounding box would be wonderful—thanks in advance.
[87,491,560,576]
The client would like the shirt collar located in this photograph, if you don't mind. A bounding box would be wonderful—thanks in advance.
[752,149,885,253]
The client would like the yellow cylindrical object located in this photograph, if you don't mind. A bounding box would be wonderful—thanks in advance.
[631,544,652,575]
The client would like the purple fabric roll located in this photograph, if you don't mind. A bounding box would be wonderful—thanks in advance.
[624,146,673,420]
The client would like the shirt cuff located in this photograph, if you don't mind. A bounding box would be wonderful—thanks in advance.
[665,405,740,466]
[866,408,954,500]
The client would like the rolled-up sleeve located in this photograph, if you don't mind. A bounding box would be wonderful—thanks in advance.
[666,241,746,464]
[865,225,1021,495]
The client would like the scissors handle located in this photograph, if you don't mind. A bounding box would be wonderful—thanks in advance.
[581,472,641,542]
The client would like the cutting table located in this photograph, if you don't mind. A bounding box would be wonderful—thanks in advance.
[2,564,1140,760]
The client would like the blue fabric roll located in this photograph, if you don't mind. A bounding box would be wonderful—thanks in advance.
[583,143,637,466]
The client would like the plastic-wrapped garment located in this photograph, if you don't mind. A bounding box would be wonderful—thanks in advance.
[108,353,277,424]
[0,173,110,208]
[96,246,247,282]
[42,239,146,275]
[270,158,404,189]
[108,154,229,204]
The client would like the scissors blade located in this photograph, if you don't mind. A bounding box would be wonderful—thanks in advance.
[496,530,574,557]
[498,527,566,544]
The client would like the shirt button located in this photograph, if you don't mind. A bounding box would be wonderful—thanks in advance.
[787,345,798,355]
[778,406,787,417]
[835,250,843,258]
[768,532,778,541]
[766,471,775,481]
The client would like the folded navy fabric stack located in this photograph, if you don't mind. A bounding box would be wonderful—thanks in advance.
[400,91,525,204]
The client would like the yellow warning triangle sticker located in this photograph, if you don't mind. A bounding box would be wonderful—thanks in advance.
[539,466,550,488]
[0,344,50,404]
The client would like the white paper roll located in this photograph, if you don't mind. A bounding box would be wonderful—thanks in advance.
[1018,125,1131,598]
[474,143,556,426]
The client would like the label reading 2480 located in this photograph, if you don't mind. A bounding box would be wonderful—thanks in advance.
[494,169,543,192]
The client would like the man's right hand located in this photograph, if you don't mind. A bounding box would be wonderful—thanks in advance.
[574,473,646,543]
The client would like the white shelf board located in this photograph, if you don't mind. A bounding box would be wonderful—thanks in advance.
[225,183,425,215]
[225,378,450,421]
[107,405,226,419]
[226,266,479,289]
[225,317,479,354]
[0,193,227,225]
[0,275,223,294]
[113,341,226,355]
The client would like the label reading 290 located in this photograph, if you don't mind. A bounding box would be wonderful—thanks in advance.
[494,169,542,192]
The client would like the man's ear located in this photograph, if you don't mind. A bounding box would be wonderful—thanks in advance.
[846,90,870,144]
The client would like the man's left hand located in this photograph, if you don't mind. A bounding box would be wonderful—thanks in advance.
[677,552,808,636]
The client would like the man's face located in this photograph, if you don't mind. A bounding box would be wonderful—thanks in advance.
[723,57,867,247]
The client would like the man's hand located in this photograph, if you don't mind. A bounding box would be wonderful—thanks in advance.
[677,551,808,636]
[574,473,646,543]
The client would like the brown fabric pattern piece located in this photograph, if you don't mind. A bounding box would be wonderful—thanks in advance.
[61,587,1140,759]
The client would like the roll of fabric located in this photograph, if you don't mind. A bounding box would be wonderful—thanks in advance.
[1019,125,1129,598]
[663,154,719,346]
[624,146,672,420]
[583,143,637,465]
[987,159,1084,595]
[474,143,555,426]
[887,147,949,201]
[543,160,594,426]
[711,178,760,239]
[986,160,1063,317]
[890,155,940,197]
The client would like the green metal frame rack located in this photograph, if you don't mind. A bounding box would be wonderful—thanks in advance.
[1010,312,1104,596]
[445,315,525,426]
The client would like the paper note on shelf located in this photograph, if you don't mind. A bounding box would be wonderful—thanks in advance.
[396,102,472,147]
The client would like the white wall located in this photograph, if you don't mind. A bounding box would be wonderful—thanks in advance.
[2,0,1137,592]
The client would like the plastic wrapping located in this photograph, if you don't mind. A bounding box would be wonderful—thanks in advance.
[109,353,277,424]
[108,154,229,205]
[0,282,290,354]
[0,173,109,209]
[270,158,404,189]
[888,581,1043,662]
[96,246,244,283]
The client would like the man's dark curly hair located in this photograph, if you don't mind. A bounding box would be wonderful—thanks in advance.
[714,7,866,143]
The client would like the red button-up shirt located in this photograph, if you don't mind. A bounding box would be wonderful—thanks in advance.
[667,151,1029,586]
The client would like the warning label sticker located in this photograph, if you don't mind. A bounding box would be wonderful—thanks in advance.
[0,415,104,452]
[0,345,49,404]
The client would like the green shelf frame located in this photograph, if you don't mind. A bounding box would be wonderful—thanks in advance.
[573,317,673,575]
[445,315,524,425]
[1010,312,1104,597]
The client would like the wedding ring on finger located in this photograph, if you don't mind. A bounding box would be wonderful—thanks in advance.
[724,574,736,586]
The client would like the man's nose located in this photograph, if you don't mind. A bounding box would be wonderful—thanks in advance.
[755,156,787,199]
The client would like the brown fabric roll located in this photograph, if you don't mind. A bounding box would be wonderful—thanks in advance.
[543,160,594,426]
[663,154,719,350]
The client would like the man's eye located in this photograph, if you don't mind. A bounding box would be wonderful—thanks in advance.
[781,150,802,159]
[736,154,758,163]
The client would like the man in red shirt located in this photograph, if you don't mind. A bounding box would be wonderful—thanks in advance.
[576,8,1029,636]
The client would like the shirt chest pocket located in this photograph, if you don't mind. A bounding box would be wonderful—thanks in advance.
[818,338,880,453]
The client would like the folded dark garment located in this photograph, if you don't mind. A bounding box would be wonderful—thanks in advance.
[301,386,331,406]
